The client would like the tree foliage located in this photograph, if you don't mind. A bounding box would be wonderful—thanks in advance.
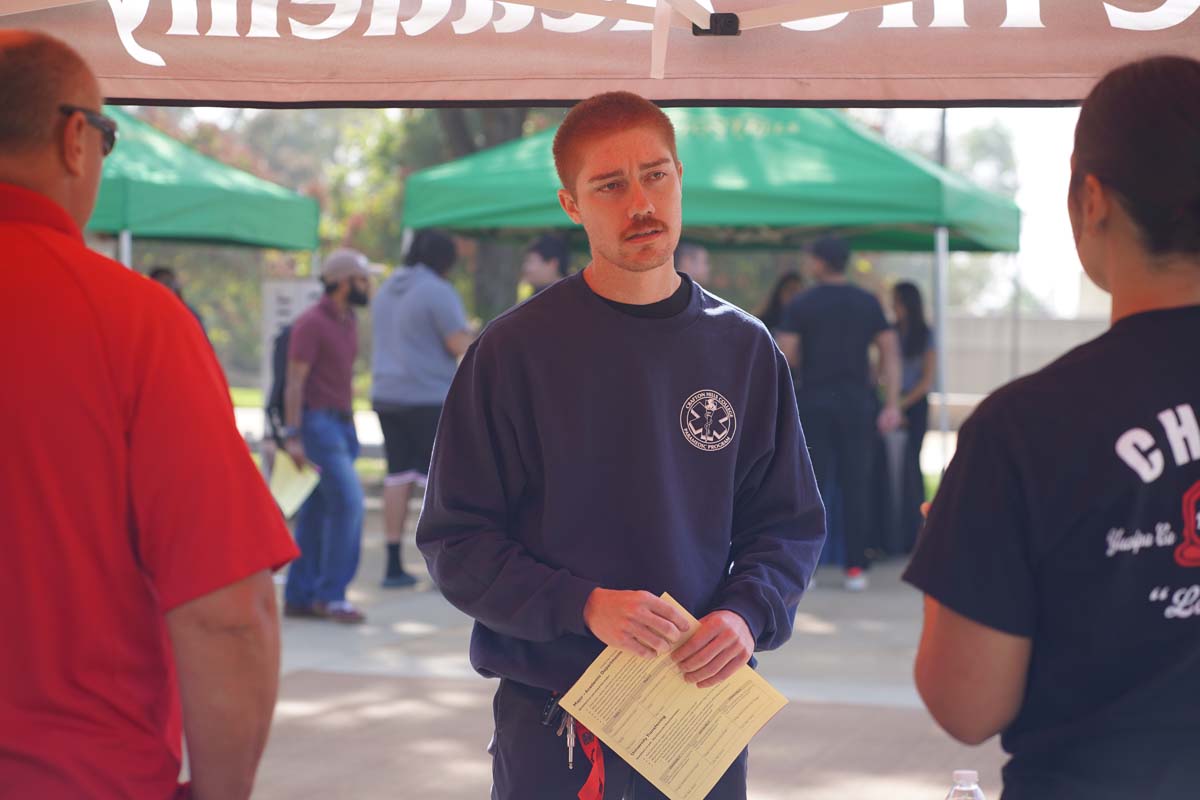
[847,109,1022,313]
[120,105,567,386]
[115,105,1024,389]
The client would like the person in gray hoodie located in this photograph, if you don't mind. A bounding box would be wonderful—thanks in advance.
[371,229,474,587]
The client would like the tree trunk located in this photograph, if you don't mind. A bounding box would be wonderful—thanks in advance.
[434,109,532,323]
[481,108,527,147]
[436,109,477,158]
[436,109,529,158]
[474,240,521,322]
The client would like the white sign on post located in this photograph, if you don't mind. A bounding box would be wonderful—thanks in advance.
[261,278,323,402]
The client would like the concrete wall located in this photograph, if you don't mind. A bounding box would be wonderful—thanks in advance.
[924,314,1108,429]
[942,314,1108,396]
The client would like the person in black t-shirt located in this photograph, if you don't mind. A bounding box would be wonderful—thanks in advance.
[905,56,1200,800]
[777,236,902,591]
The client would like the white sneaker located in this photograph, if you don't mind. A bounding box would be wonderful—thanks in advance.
[843,569,868,592]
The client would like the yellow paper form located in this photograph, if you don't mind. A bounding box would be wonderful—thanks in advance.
[559,593,788,800]
[268,452,321,518]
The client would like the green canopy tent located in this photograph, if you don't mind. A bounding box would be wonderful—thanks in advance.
[402,106,1019,253]
[404,106,1021,458]
[88,107,320,264]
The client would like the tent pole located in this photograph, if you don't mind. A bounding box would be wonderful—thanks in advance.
[934,226,950,473]
[1010,254,1021,378]
[118,229,133,268]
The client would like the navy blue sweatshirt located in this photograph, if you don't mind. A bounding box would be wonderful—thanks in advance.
[416,272,826,692]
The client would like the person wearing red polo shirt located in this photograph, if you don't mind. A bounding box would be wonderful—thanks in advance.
[0,32,298,800]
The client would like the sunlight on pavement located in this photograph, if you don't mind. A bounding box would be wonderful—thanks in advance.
[792,612,837,635]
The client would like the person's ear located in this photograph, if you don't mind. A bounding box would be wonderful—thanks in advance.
[60,110,89,178]
[558,188,583,225]
[1078,174,1113,236]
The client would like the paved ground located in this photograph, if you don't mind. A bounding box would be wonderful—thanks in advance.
[256,507,1005,799]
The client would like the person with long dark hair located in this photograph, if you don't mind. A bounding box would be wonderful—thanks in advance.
[905,56,1200,798]
[756,271,803,334]
[892,280,935,551]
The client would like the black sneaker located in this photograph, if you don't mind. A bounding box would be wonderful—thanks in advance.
[381,571,419,589]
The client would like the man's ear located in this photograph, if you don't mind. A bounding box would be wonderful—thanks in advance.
[60,110,89,178]
[677,160,683,185]
[558,188,582,225]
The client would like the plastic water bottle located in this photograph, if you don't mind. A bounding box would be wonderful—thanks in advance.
[945,770,986,800]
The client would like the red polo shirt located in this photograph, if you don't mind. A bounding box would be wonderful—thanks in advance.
[0,183,299,799]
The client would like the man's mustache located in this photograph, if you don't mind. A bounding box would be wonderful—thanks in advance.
[623,219,668,239]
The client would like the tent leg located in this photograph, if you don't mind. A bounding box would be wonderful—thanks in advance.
[934,227,950,473]
[118,229,133,269]
[1010,254,1021,378]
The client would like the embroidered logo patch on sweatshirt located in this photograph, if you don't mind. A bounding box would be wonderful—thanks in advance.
[680,390,736,452]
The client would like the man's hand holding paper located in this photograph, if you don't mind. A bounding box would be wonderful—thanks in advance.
[671,610,754,688]
[583,588,692,658]
[561,594,788,800]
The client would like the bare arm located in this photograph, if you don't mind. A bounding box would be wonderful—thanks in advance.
[914,595,1032,745]
[901,347,937,411]
[283,359,311,467]
[775,332,800,370]
[166,570,282,800]
[283,359,310,432]
[874,328,902,432]
[444,329,474,359]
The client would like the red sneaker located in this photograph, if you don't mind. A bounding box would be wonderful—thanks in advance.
[843,567,868,592]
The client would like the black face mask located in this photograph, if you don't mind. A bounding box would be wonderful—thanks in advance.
[348,285,370,307]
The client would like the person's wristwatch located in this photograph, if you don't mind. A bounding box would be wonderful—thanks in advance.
[281,425,300,440]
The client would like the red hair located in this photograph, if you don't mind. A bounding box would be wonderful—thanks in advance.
[552,91,678,193]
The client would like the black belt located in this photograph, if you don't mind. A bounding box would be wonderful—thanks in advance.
[309,408,354,422]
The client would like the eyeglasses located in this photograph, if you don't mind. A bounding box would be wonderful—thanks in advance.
[59,104,118,157]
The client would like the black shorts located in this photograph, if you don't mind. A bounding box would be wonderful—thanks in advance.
[376,405,442,483]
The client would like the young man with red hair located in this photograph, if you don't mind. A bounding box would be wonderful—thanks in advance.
[418,91,825,799]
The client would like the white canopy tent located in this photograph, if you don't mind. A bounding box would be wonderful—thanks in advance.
[7,0,1199,466]
[4,0,1198,105]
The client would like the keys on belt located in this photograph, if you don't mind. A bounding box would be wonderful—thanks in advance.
[540,692,576,769]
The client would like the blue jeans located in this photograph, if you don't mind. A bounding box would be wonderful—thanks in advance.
[285,410,364,606]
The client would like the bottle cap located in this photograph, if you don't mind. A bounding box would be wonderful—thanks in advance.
[954,770,979,785]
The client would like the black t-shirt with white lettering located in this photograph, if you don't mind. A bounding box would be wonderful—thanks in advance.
[904,304,1200,799]
[780,282,889,389]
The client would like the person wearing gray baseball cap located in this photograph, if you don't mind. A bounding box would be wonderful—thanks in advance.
[319,247,375,286]
[281,247,374,624]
